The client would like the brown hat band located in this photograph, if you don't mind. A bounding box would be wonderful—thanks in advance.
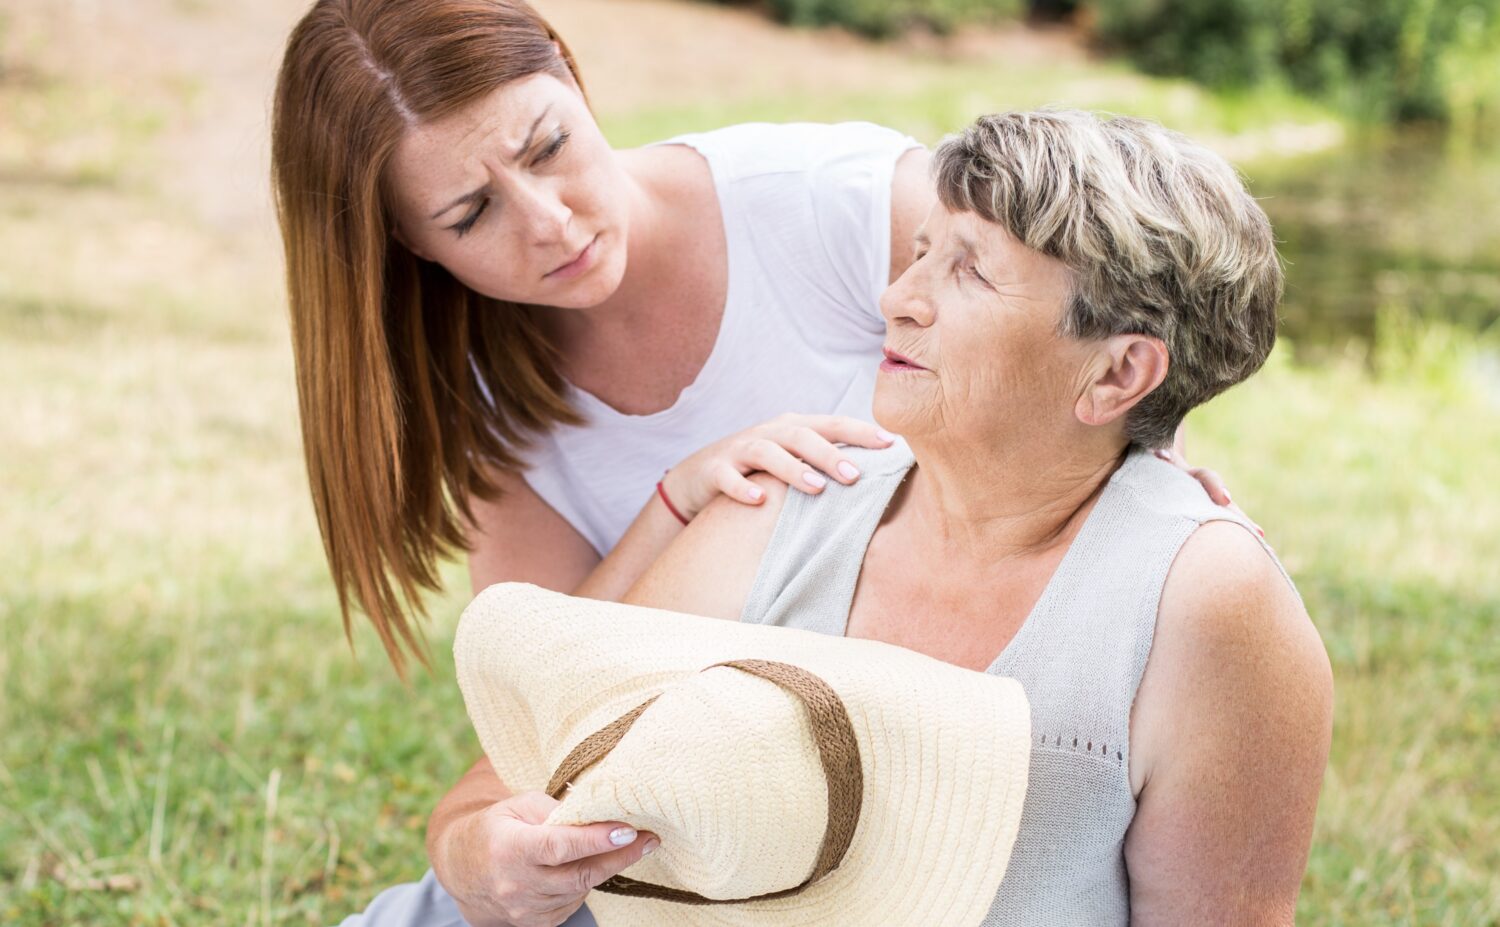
[545,658,865,905]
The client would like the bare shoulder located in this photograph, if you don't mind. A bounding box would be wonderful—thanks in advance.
[622,474,790,620]
[1138,520,1332,758]
[1156,521,1326,679]
[1124,520,1334,922]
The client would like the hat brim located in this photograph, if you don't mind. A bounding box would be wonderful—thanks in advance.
[456,583,1031,927]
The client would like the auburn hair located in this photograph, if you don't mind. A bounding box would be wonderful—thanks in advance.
[271,0,587,674]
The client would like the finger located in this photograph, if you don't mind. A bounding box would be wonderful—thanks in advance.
[521,819,645,868]
[1188,467,1232,507]
[769,425,866,485]
[741,438,830,494]
[1155,448,1229,505]
[537,832,661,898]
[1225,500,1266,539]
[784,414,897,450]
[711,460,768,505]
[533,900,589,927]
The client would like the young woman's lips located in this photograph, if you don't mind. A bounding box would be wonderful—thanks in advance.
[545,234,599,281]
[880,348,928,372]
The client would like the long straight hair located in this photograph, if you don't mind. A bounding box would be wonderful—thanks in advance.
[271,0,587,675]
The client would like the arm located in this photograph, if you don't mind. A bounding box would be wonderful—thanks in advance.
[464,463,689,602]
[1125,521,1334,924]
[430,472,663,925]
[431,417,883,922]
[622,472,789,616]
[888,146,934,283]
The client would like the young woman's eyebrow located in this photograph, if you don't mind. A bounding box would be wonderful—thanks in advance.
[429,105,554,220]
[508,104,552,160]
[431,186,489,221]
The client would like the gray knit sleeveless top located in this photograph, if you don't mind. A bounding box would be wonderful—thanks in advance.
[740,440,1296,925]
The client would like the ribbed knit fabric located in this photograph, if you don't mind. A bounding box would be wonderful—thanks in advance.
[740,440,1298,925]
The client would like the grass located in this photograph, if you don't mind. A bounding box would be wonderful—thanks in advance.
[600,48,1342,159]
[3,6,1498,925]
[1190,323,1500,925]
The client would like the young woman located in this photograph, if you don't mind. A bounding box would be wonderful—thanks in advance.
[271,2,1239,924]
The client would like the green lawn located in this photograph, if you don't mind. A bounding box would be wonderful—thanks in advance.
[3,9,1498,925]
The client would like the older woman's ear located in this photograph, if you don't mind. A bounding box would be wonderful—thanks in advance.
[1075,334,1170,428]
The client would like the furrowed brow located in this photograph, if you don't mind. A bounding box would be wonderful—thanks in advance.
[510,104,552,160]
[428,104,555,221]
[431,186,488,221]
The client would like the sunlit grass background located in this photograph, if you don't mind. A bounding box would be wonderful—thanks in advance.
[3,1,1498,924]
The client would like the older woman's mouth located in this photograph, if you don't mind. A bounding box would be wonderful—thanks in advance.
[881,347,928,372]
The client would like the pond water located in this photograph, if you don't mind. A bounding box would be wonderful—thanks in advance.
[1250,129,1500,355]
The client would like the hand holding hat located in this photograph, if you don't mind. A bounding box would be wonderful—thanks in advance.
[455,583,1032,927]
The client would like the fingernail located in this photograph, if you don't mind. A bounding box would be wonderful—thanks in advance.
[642,838,660,855]
[747,485,764,502]
[876,428,897,443]
[837,461,860,481]
[609,826,637,846]
[1224,490,1233,504]
[802,471,828,490]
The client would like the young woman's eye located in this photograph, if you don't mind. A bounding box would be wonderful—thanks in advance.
[451,199,488,238]
[535,129,570,164]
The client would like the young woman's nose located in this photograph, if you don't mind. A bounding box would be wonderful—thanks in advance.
[498,172,572,247]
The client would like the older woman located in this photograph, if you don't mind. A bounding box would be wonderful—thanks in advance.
[624,110,1334,924]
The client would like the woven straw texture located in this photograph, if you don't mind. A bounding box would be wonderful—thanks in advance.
[454,583,1032,927]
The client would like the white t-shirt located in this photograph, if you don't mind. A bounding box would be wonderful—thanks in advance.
[518,121,924,555]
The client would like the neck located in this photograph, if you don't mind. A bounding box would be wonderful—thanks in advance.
[899,426,1130,564]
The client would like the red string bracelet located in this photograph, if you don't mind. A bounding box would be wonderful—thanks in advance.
[656,476,690,526]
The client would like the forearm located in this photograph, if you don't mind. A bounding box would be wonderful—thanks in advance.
[572,490,685,601]
[437,496,679,865]
[427,757,514,871]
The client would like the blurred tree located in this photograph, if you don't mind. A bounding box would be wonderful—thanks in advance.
[1090,0,1500,125]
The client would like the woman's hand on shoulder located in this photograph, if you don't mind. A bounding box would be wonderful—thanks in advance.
[660,414,895,522]
[1125,521,1332,924]
[1157,423,1266,538]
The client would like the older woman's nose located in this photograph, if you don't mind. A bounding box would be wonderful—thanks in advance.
[880,273,936,327]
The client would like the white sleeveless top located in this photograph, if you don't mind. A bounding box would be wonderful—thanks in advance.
[516,122,923,554]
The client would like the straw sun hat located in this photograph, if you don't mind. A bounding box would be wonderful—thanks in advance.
[455,583,1032,927]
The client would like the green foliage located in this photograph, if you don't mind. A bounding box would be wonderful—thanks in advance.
[1091,0,1500,125]
[708,0,1024,37]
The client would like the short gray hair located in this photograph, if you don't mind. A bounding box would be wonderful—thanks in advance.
[932,110,1283,448]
